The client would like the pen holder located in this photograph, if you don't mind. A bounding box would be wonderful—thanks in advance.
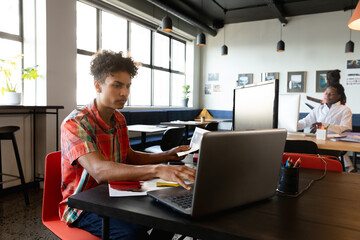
[316,129,327,140]
[277,164,299,195]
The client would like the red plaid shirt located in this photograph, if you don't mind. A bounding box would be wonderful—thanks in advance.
[59,100,129,225]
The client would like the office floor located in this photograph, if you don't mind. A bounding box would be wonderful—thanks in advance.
[0,186,193,240]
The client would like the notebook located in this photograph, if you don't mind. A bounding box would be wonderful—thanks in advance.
[147,128,287,217]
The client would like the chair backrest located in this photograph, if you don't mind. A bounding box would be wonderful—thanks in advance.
[284,140,319,154]
[282,153,343,172]
[204,122,218,131]
[160,127,185,151]
[42,151,62,222]
[352,125,360,132]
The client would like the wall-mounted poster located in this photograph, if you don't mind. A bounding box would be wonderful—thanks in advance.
[316,70,329,92]
[237,73,253,86]
[213,84,222,92]
[208,73,219,81]
[205,84,211,95]
[346,60,360,85]
[287,71,306,92]
[262,72,279,82]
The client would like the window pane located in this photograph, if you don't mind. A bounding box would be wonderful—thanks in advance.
[77,2,97,52]
[0,39,22,95]
[153,70,169,106]
[153,32,169,68]
[130,67,151,106]
[172,39,185,72]
[171,73,185,106]
[0,0,19,35]
[101,11,127,53]
[77,54,96,105]
[129,23,150,64]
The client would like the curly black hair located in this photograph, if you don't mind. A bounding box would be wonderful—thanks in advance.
[90,50,138,83]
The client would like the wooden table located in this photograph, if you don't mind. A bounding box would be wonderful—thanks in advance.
[160,120,210,139]
[69,169,360,240]
[287,132,360,152]
[0,105,64,182]
[127,124,176,148]
[287,132,360,170]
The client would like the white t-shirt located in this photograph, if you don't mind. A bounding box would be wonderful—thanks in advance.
[298,101,352,134]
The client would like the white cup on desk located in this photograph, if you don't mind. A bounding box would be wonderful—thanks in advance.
[316,129,327,140]
[200,117,205,123]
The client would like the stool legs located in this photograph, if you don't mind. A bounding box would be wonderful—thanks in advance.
[11,134,29,205]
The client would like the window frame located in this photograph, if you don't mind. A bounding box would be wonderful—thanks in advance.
[0,0,24,95]
[76,1,187,108]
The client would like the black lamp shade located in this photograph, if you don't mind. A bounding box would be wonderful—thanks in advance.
[221,45,228,55]
[162,15,172,32]
[197,33,206,46]
[277,40,285,52]
[345,40,354,53]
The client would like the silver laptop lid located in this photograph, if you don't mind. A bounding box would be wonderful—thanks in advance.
[191,128,287,217]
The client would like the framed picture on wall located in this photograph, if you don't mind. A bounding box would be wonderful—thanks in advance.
[237,73,253,86]
[316,70,329,92]
[287,71,306,92]
[262,72,279,82]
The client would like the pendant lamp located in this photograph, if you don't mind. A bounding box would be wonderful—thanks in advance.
[348,1,360,30]
[221,11,228,56]
[345,40,354,53]
[221,45,228,55]
[197,32,206,46]
[277,24,285,52]
[162,15,172,32]
[346,8,355,53]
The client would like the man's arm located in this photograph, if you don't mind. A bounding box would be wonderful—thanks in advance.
[306,96,322,104]
[126,145,190,165]
[324,108,352,134]
[77,150,195,189]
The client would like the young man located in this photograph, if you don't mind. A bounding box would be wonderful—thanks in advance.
[60,50,196,239]
[298,83,354,172]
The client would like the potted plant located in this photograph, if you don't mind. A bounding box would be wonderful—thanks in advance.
[182,84,190,107]
[0,54,39,105]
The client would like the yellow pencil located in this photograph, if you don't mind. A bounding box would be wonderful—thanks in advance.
[156,182,180,187]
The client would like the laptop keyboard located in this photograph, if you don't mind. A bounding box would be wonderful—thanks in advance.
[166,193,193,209]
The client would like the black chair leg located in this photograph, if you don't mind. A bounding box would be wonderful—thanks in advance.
[339,155,346,172]
[11,134,29,205]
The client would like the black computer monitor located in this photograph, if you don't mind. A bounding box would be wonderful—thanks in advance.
[233,79,279,131]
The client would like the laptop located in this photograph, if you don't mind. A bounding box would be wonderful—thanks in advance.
[147,129,287,217]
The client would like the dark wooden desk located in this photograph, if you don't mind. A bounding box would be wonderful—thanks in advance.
[69,169,360,240]
[0,105,64,181]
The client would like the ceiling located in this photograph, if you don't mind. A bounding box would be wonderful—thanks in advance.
[146,0,356,35]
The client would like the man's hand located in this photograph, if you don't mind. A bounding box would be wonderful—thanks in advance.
[166,145,191,161]
[154,164,196,190]
[310,122,322,133]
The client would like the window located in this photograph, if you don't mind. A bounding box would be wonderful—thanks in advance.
[153,32,169,69]
[102,11,127,52]
[129,22,151,65]
[76,1,188,107]
[76,1,97,52]
[0,0,23,97]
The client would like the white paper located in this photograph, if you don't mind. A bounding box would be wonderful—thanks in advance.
[177,127,209,157]
[108,179,194,197]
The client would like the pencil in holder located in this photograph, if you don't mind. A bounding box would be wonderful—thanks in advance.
[277,164,299,195]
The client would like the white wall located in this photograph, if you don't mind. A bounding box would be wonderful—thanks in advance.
[200,11,360,114]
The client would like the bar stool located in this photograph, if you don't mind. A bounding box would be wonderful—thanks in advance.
[0,126,29,205]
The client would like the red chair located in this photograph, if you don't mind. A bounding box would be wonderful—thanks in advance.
[282,153,343,172]
[42,151,100,240]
